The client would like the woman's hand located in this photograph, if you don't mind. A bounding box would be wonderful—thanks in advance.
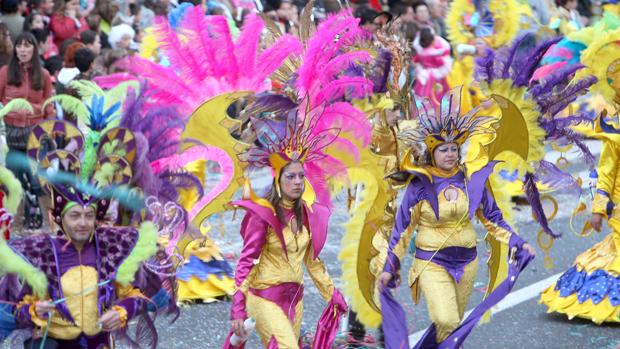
[522,243,536,257]
[590,213,604,232]
[377,271,397,291]
[231,319,247,337]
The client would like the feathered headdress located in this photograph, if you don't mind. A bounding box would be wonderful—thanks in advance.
[446,0,521,49]
[399,86,494,152]
[240,101,343,204]
[246,9,374,206]
[26,119,138,228]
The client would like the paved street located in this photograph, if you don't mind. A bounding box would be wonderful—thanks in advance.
[3,142,619,349]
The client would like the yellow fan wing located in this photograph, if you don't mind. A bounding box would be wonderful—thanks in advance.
[180,92,251,227]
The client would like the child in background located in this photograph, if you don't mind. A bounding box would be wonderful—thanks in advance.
[412,27,452,107]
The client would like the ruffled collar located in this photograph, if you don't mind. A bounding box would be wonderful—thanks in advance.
[426,165,459,178]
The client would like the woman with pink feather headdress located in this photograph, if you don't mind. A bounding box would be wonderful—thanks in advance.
[214,9,378,348]
[92,4,305,305]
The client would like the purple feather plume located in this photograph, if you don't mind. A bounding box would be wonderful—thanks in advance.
[524,172,561,238]
[536,160,581,195]
[513,36,562,87]
[474,47,497,84]
[501,32,533,79]
[371,49,392,93]
[542,76,597,116]
[530,64,584,102]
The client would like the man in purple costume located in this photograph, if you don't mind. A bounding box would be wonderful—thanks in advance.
[0,179,164,349]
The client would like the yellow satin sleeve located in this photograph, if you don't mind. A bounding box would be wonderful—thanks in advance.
[304,245,334,302]
[114,282,147,300]
[392,204,421,261]
[593,141,619,216]
[475,210,511,245]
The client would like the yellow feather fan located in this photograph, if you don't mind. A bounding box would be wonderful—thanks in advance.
[446,0,520,49]
[575,28,620,103]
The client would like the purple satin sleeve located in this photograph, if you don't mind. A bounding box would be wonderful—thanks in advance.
[231,213,268,320]
[312,289,347,349]
[384,182,420,277]
[479,186,515,234]
[113,297,147,320]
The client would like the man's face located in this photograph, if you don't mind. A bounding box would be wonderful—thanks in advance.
[42,0,54,15]
[61,205,96,244]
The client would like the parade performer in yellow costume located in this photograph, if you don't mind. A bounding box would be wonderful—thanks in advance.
[540,25,620,324]
[377,87,537,349]
[95,4,305,304]
[223,117,348,348]
[539,120,620,323]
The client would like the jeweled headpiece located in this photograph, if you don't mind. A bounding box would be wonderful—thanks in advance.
[239,99,341,204]
[399,86,494,153]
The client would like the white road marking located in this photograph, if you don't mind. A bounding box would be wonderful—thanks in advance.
[408,273,562,343]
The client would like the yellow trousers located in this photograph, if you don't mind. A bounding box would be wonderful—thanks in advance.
[413,257,479,342]
[247,292,304,348]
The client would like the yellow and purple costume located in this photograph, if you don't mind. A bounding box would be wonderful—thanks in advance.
[540,137,620,323]
[380,87,535,349]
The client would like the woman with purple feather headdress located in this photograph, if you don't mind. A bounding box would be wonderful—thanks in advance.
[377,86,536,349]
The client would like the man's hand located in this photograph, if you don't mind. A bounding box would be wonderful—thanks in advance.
[590,213,604,232]
[98,309,122,332]
[34,301,55,319]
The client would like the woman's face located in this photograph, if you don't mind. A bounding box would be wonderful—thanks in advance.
[118,34,132,49]
[415,5,431,22]
[565,0,577,10]
[15,40,35,63]
[279,162,305,201]
[432,143,459,171]
[31,15,44,30]
[66,0,80,13]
